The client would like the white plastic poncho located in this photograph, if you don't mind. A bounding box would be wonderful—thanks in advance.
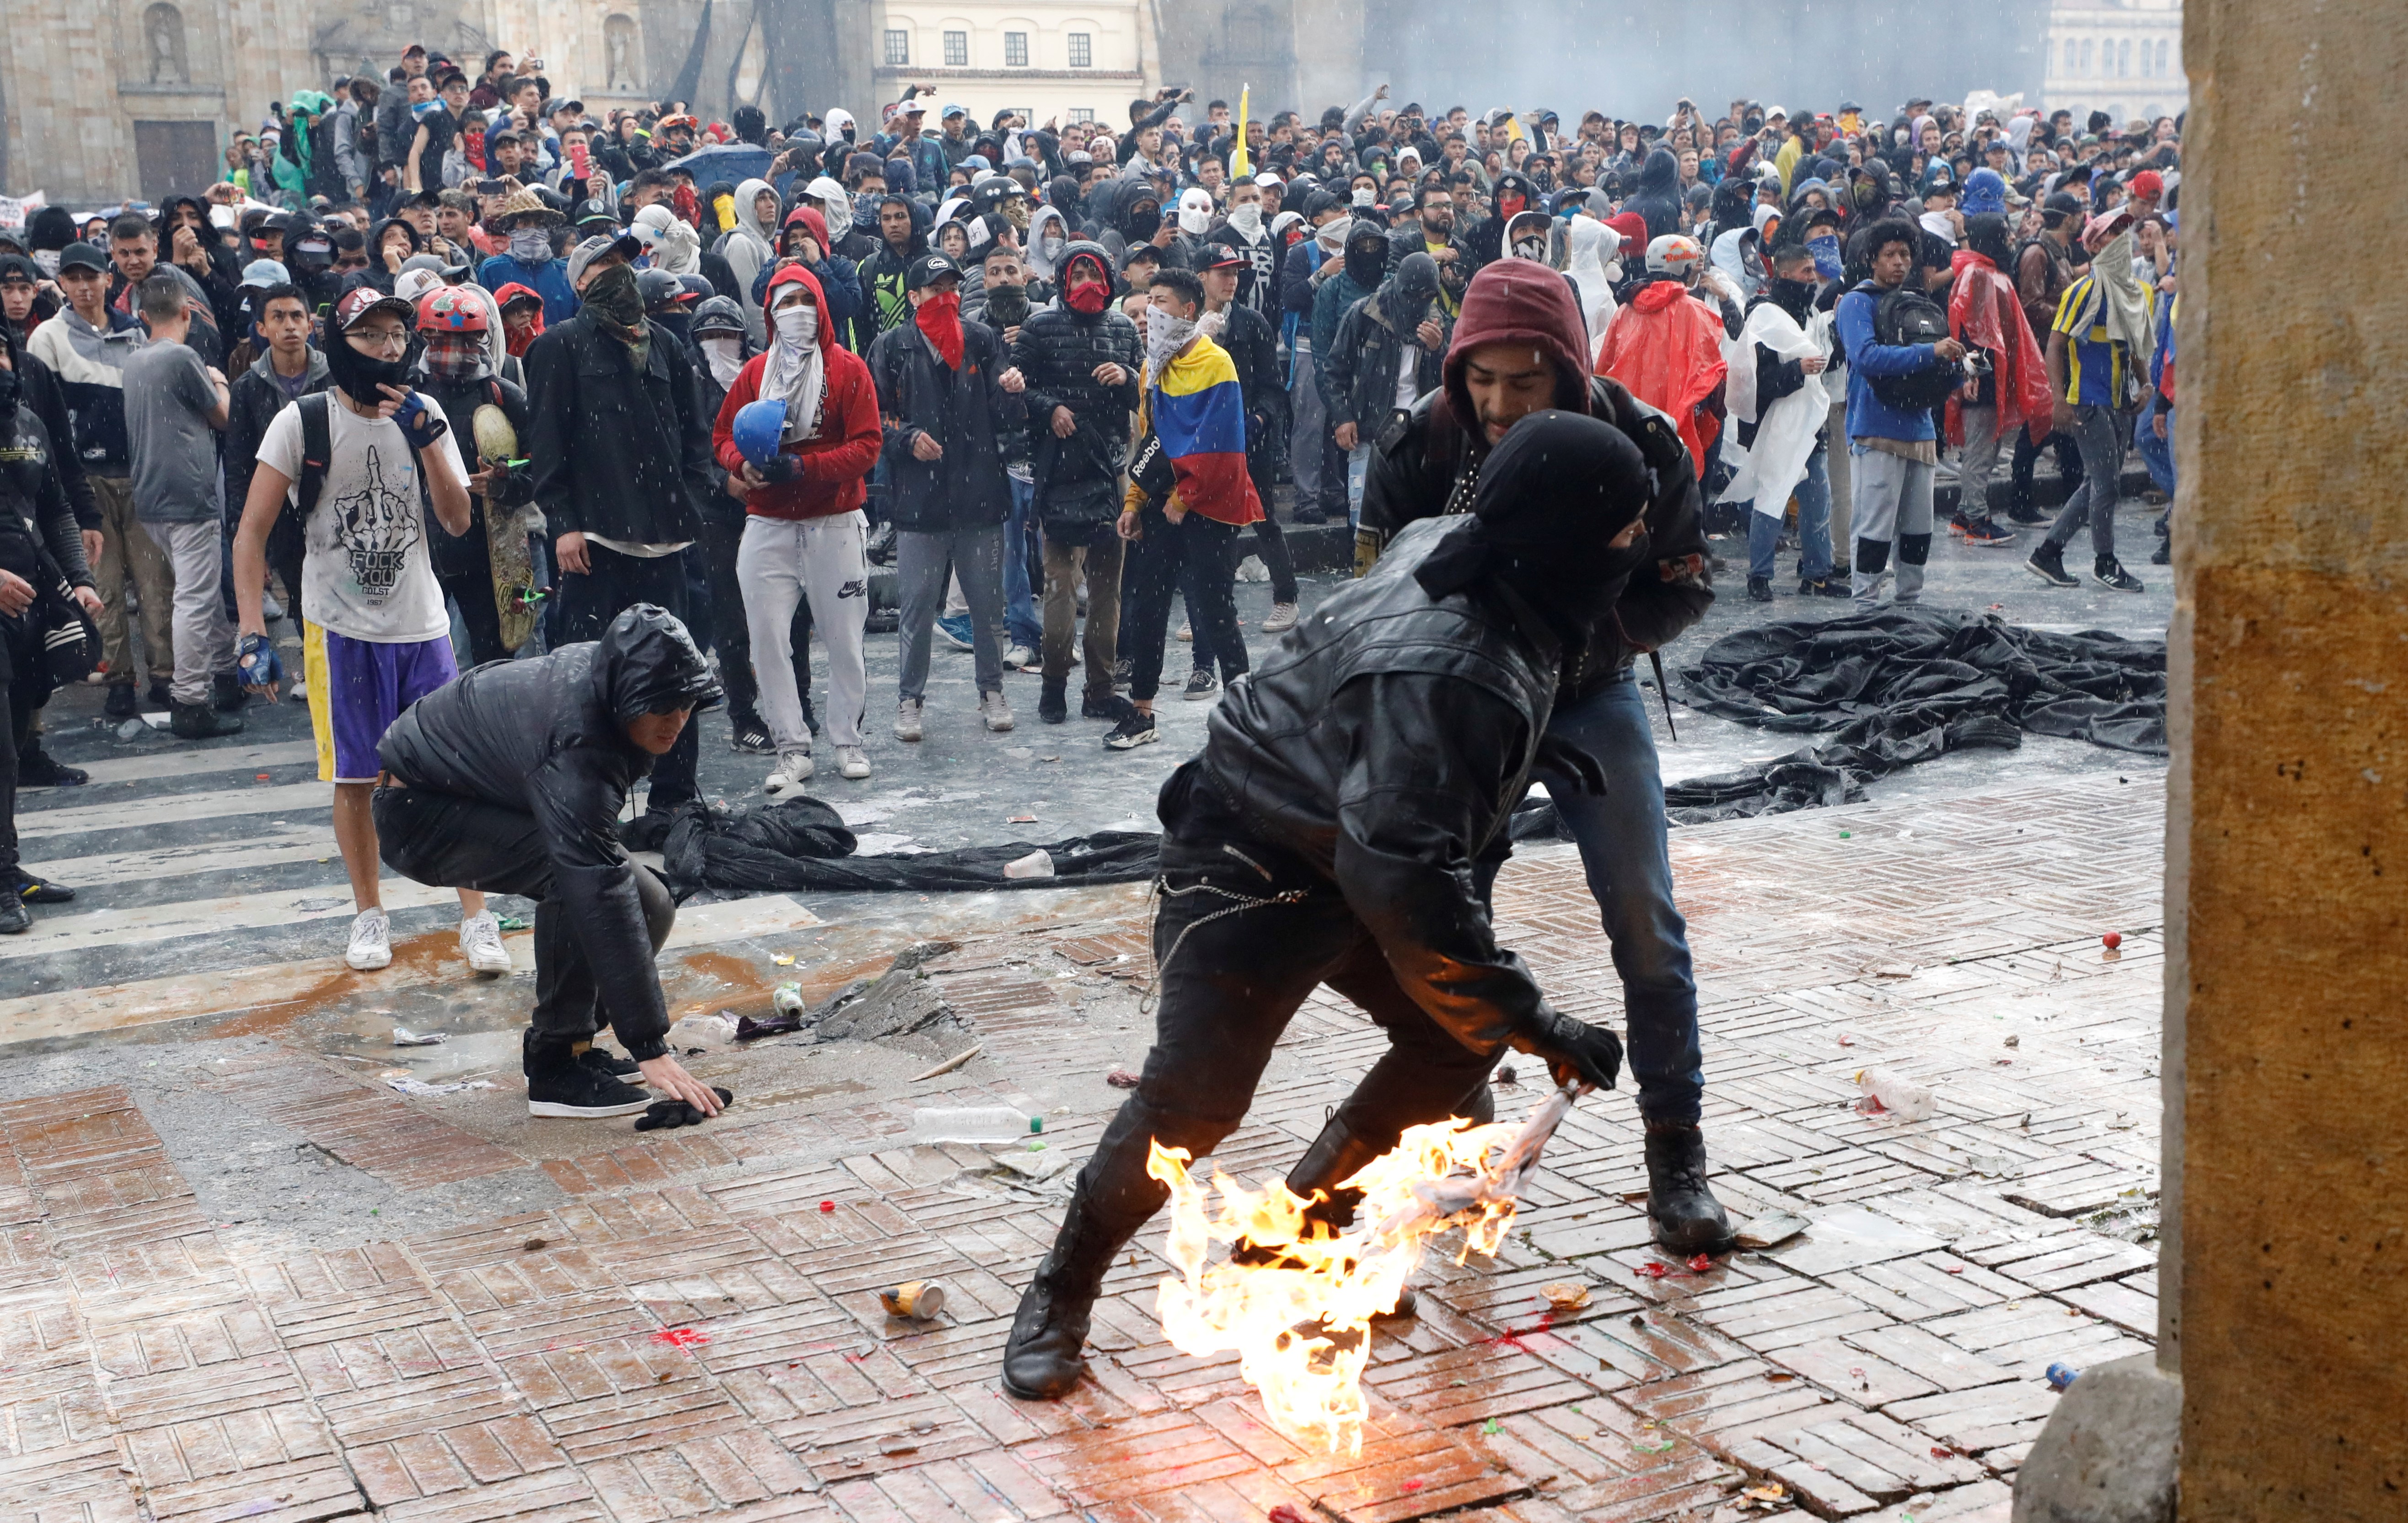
[1719,301,1831,520]
[1563,216,1620,368]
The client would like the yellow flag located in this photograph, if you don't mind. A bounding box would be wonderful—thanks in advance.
[1231,86,1251,178]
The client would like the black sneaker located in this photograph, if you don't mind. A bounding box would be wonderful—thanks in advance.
[2024,543,2078,588]
[169,702,244,740]
[146,680,171,710]
[1948,508,1974,536]
[1082,692,1126,721]
[12,871,75,904]
[728,711,775,754]
[1104,707,1158,750]
[579,1044,645,1082]
[526,1036,655,1118]
[1798,576,1850,599]
[1181,669,1219,701]
[16,750,87,787]
[103,684,139,719]
[2093,556,2144,593]
[2006,502,2050,526]
[2150,540,2171,566]
[1037,683,1067,724]
[0,895,27,935]
[212,673,250,712]
[1745,575,1773,603]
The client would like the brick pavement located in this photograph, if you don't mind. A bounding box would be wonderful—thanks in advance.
[0,773,2165,1523]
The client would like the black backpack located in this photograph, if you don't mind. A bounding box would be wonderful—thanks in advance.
[1866,283,1958,411]
[268,392,334,574]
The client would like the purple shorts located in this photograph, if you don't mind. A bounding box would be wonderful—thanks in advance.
[303,624,459,784]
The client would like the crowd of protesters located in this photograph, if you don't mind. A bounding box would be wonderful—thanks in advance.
[0,43,2181,972]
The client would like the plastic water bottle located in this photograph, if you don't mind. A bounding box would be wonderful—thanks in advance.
[910,1106,1035,1144]
[1854,1067,1938,1121]
[2047,1362,2081,1392]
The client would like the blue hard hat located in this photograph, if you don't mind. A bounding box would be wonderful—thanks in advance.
[731,397,787,466]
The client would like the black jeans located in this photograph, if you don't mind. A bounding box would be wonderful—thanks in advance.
[1244,452,1299,605]
[1123,512,1248,702]
[2009,426,2085,518]
[0,663,43,876]
[1069,815,1500,1251]
[696,508,815,725]
[372,785,674,1042]
[554,541,699,807]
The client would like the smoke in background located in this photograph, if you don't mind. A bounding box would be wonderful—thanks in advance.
[1361,0,2044,123]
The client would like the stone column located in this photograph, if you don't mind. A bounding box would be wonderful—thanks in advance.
[2168,0,2408,1516]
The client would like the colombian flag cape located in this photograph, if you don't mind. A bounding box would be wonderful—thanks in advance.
[1145,337,1264,526]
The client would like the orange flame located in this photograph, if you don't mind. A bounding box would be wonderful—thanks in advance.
[1146,1090,1572,1457]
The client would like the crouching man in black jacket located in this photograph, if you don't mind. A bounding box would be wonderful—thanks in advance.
[1002,411,1648,1402]
[370,604,729,1121]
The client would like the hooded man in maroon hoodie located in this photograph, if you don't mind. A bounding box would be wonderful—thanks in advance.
[1359,257,1728,1253]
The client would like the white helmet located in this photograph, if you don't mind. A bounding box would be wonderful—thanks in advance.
[1645,233,1705,279]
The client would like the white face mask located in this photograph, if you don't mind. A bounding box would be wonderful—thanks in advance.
[702,334,745,387]
[1145,312,1196,377]
[1227,202,1263,237]
[774,302,818,347]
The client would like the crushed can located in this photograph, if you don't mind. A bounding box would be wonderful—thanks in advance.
[877,1280,947,1320]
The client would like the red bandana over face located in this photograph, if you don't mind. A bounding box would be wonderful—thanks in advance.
[916,288,965,369]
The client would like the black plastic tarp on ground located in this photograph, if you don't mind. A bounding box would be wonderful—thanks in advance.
[658,796,1159,893]
[1648,607,2166,823]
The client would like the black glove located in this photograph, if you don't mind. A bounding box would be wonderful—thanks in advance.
[633,1087,734,1130]
[756,454,799,484]
[1513,1006,1623,1091]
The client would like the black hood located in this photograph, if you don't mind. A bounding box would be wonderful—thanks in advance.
[1383,250,1442,310]
[591,604,723,725]
[1047,174,1083,218]
[1491,172,1536,213]
[1343,219,1391,286]
[1636,147,1681,197]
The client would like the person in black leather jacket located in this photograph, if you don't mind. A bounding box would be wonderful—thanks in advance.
[1001,411,1646,1403]
[1357,257,1729,1257]
[372,604,729,1120]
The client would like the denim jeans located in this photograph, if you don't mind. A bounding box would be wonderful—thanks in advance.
[1003,474,1043,650]
[2042,403,2126,561]
[1346,443,1371,528]
[1746,442,1833,583]
[2135,394,2175,496]
[1530,669,1703,1123]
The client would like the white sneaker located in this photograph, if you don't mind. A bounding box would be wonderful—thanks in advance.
[837,745,872,779]
[1261,602,1300,633]
[1002,643,1036,670]
[980,691,1015,732]
[765,748,815,800]
[459,911,512,974]
[894,698,923,742]
[346,908,392,971]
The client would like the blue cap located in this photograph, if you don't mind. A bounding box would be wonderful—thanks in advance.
[731,398,787,467]
[241,258,292,289]
[942,102,969,119]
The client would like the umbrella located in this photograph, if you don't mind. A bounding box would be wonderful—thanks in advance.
[664,143,777,187]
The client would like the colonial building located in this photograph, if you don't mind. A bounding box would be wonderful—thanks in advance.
[868,0,1159,133]
[2042,0,2188,128]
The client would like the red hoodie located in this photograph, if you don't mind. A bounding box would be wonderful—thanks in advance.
[711,263,882,520]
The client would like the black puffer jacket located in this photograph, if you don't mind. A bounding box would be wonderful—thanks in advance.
[377,607,721,1061]
[1011,246,1142,534]
[0,403,94,589]
[523,310,716,545]
[11,345,99,532]
[866,315,1022,532]
[1191,515,1559,1057]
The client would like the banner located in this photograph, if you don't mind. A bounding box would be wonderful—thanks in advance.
[0,192,47,231]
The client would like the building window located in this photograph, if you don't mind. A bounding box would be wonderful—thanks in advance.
[2158,40,2172,76]
[2064,38,2078,74]
[2118,40,2131,76]
[1005,31,1028,67]
[944,30,968,66]
[2079,39,2092,74]
[1067,32,1092,68]
[1068,107,1094,124]
[884,29,909,65]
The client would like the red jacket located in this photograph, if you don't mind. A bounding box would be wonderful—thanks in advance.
[710,264,881,520]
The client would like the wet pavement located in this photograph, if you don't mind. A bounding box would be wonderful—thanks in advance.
[0,482,2170,1522]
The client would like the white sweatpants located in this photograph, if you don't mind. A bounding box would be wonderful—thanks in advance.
[736,510,869,751]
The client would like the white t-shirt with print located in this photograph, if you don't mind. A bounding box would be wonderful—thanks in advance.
[256,397,461,644]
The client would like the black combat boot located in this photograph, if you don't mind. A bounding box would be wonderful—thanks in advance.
[1001,1183,1127,1400]
[1644,1120,1732,1253]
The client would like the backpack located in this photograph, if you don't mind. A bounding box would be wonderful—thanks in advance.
[1866,283,1958,411]
[270,392,333,574]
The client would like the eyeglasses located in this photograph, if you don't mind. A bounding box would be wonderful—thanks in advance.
[346,328,411,353]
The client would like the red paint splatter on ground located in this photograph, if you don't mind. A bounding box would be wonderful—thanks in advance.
[1687,1253,1715,1273]
[1635,1261,1671,1279]
[652,1327,710,1348]
[1486,1309,1556,1351]
[1268,1507,1312,1523]
[1403,1479,1424,1491]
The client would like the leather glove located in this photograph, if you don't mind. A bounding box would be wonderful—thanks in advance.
[236,631,283,689]
[634,1086,734,1130]
[1512,1005,1624,1091]
[756,454,799,484]
[390,390,449,452]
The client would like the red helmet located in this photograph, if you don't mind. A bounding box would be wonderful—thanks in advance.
[416,285,490,333]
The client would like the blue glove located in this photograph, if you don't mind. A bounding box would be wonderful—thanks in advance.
[236,631,283,690]
[390,391,449,452]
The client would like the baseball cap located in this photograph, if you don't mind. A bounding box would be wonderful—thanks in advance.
[240,258,291,288]
[55,242,109,274]
[941,102,967,120]
[906,252,963,289]
[333,286,414,332]
[565,230,642,285]
[1198,242,1245,270]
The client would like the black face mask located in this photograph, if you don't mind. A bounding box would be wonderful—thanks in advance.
[1772,275,1819,316]
[983,284,1030,328]
[1345,241,1386,286]
[324,328,418,403]
[1124,203,1160,239]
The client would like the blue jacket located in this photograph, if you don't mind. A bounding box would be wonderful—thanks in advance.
[478,255,579,326]
[1836,281,1941,444]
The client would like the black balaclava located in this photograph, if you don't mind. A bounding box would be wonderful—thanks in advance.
[1122,196,1161,240]
[982,281,1030,329]
[1386,250,1441,313]
[324,321,418,404]
[1415,410,1655,643]
[1343,219,1389,286]
[1964,212,2014,268]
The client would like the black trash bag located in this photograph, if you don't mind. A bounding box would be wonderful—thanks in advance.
[660,791,1160,893]
[660,796,858,890]
[1665,607,2166,823]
